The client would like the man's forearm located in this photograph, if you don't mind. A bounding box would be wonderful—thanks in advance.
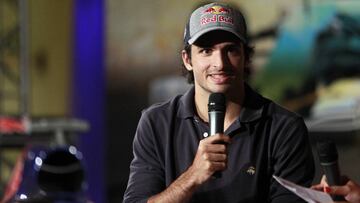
[147,167,200,203]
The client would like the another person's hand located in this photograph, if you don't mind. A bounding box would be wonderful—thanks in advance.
[312,175,360,203]
[187,134,231,185]
[311,175,330,191]
[327,180,360,203]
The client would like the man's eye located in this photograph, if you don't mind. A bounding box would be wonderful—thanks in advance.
[227,46,241,54]
[200,48,212,54]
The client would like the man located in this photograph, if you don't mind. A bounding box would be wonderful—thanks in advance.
[123,2,314,202]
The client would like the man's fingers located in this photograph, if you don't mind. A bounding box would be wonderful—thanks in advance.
[202,134,231,144]
[200,143,227,153]
[211,161,227,171]
[203,153,227,162]
[215,134,231,143]
[203,160,227,172]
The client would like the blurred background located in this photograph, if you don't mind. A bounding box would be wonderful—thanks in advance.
[0,0,359,202]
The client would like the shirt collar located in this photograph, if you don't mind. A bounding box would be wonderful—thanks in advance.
[177,83,267,122]
[238,84,267,123]
[178,86,196,119]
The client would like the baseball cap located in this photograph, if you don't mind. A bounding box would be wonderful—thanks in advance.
[184,2,248,45]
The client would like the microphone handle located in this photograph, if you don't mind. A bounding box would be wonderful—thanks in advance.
[209,111,225,179]
[321,162,341,186]
[209,111,224,135]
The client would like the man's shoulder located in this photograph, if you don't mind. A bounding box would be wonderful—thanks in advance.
[265,98,303,121]
[142,86,194,120]
[264,99,308,138]
[244,84,301,121]
[142,94,184,118]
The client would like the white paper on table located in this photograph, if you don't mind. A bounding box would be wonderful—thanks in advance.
[273,175,334,203]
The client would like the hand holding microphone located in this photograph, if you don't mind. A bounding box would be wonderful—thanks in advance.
[208,93,227,178]
[188,93,229,184]
[190,133,230,184]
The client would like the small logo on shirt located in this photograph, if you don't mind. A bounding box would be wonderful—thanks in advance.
[246,166,256,175]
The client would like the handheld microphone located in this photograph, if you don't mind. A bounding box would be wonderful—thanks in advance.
[208,93,226,136]
[208,93,226,178]
[317,140,344,201]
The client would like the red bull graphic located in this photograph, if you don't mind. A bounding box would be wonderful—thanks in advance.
[203,6,230,15]
[201,6,233,25]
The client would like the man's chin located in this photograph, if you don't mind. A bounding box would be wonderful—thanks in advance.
[208,85,231,94]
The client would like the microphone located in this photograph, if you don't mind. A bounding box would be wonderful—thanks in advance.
[208,93,226,178]
[316,140,344,201]
[208,93,226,136]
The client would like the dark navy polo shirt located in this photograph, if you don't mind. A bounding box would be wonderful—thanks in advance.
[124,84,314,203]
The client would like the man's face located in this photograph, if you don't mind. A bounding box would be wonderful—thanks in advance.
[182,31,245,96]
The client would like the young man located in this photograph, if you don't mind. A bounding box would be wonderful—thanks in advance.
[123,2,314,202]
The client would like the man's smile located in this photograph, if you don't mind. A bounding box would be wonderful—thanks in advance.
[208,72,235,84]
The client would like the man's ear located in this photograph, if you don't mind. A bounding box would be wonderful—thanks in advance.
[182,50,193,71]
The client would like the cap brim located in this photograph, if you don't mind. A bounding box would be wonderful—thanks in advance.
[187,27,246,45]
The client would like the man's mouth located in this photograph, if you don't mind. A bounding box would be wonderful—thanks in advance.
[208,73,234,84]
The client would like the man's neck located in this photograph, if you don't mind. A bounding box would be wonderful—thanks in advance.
[194,85,245,131]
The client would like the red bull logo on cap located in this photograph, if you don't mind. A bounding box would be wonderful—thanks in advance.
[201,5,233,26]
[203,6,230,15]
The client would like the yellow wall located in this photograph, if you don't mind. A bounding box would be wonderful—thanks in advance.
[0,0,73,189]
[29,0,72,116]
[1,0,20,114]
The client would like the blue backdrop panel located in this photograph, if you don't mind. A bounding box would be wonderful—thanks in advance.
[73,0,105,202]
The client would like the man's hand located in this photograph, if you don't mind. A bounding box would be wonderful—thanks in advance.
[187,133,231,185]
[148,134,231,203]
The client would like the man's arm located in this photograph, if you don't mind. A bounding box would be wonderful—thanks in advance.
[148,134,231,203]
[123,113,166,203]
[270,117,315,203]
[123,111,231,203]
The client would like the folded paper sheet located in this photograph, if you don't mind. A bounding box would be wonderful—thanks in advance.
[273,175,334,203]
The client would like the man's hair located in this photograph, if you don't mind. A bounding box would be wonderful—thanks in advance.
[181,42,254,83]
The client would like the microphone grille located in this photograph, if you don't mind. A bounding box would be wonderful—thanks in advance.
[208,93,226,112]
[317,139,338,163]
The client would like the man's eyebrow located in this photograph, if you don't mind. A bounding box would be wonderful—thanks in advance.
[197,45,212,48]
[193,43,213,49]
[194,40,242,48]
[226,42,243,48]
[227,43,242,47]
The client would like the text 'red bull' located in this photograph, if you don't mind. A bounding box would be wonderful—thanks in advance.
[201,15,233,25]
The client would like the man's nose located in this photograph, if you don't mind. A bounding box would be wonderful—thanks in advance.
[212,51,229,69]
